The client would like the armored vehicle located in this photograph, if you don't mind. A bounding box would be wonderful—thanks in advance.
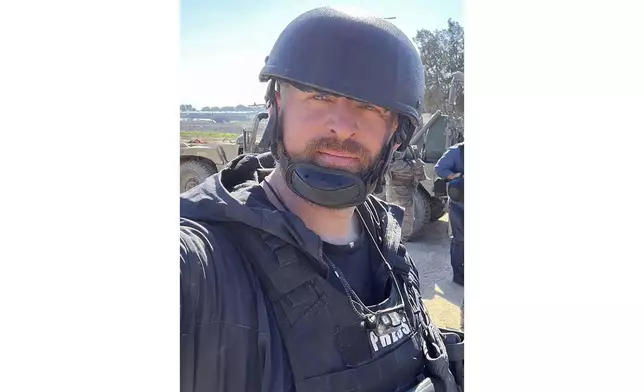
[390,71,464,239]
[180,112,269,193]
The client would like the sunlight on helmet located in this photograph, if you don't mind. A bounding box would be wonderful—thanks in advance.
[328,5,378,18]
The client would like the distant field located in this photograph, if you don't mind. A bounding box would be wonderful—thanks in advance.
[180,120,255,133]
[180,131,238,142]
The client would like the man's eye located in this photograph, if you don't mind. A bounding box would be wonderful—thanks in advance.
[313,94,331,101]
[359,103,377,111]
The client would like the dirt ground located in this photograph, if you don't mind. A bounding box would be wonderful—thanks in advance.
[405,213,464,330]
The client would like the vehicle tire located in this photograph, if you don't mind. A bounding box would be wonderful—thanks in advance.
[180,159,217,193]
[407,187,433,241]
[429,195,448,222]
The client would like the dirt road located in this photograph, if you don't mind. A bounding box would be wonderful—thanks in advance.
[405,214,464,330]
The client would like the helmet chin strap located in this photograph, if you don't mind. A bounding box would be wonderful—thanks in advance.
[266,82,404,209]
[277,141,397,209]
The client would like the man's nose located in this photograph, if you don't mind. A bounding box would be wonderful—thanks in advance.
[327,98,358,140]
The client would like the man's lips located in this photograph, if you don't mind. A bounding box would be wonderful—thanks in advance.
[317,149,360,159]
[315,150,363,169]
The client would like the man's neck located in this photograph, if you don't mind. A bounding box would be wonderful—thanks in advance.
[263,169,361,245]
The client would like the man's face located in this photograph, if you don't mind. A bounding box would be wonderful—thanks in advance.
[276,83,399,175]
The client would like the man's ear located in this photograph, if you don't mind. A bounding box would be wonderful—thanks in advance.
[275,89,282,109]
[390,114,401,148]
[392,114,399,131]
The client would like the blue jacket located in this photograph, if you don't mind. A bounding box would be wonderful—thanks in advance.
[434,143,464,209]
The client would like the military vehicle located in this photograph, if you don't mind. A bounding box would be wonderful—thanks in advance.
[181,69,464,226]
[180,112,269,193]
[395,71,465,239]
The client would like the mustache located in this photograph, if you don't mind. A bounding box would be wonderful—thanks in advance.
[305,137,370,160]
[299,137,373,173]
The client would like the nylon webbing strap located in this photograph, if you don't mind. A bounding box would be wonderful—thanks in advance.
[259,232,317,294]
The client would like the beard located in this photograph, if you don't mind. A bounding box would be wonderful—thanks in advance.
[283,136,375,176]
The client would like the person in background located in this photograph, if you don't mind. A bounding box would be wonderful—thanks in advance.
[434,142,464,286]
[385,144,427,241]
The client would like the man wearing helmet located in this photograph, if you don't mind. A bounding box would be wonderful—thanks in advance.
[180,7,464,392]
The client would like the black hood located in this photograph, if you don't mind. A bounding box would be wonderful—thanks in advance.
[179,153,406,262]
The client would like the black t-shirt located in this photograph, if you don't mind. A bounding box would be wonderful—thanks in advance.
[253,187,384,306]
[324,227,384,306]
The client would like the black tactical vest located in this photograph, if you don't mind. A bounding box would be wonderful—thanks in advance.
[228,200,464,392]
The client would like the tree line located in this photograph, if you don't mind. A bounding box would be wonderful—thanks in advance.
[414,19,464,113]
[180,104,265,112]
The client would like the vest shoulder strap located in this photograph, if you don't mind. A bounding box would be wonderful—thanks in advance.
[226,222,319,300]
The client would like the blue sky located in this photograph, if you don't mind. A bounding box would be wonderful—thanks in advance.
[180,0,463,108]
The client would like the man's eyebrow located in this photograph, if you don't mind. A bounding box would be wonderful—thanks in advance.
[289,83,391,113]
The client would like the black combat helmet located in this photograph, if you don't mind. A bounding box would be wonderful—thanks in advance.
[259,7,425,209]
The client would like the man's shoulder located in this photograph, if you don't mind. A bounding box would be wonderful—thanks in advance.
[179,215,288,392]
[180,217,257,264]
[180,218,243,279]
[447,142,463,152]
[180,217,226,254]
[179,180,275,266]
[180,217,266,326]
[436,143,461,164]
